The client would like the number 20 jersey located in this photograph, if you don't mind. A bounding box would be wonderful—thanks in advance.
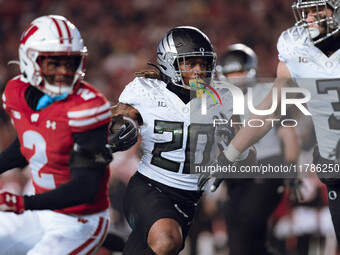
[119,77,233,191]
[2,75,112,215]
[278,27,340,160]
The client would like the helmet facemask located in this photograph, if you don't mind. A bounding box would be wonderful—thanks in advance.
[292,0,340,44]
[173,53,216,91]
[34,51,86,95]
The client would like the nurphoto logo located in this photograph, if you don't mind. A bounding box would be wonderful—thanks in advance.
[201,81,312,128]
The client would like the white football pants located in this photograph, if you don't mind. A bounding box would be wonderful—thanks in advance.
[0,209,109,255]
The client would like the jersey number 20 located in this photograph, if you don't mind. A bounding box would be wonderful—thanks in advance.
[151,120,215,174]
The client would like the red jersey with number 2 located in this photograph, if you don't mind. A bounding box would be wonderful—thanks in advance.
[2,76,111,215]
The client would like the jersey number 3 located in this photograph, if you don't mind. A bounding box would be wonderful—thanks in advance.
[317,79,340,130]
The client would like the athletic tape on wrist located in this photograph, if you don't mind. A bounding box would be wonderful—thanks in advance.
[237,148,250,161]
[223,143,242,162]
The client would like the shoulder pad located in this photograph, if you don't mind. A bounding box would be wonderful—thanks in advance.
[3,76,29,111]
[67,87,111,133]
[277,27,310,62]
[119,77,166,105]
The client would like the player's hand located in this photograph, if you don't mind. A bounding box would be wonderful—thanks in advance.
[0,191,25,214]
[108,115,140,153]
[198,113,235,192]
[197,154,233,192]
[214,112,235,153]
[211,112,235,192]
[211,152,234,191]
[197,160,218,192]
[286,178,304,203]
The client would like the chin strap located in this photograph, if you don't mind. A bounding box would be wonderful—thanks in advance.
[36,92,68,110]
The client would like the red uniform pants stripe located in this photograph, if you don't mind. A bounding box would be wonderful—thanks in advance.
[69,217,108,255]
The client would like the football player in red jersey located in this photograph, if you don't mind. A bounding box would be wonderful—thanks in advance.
[0,15,137,255]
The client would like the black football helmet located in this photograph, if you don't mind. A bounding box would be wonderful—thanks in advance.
[157,26,217,89]
[216,43,257,88]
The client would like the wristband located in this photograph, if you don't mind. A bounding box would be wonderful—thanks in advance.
[223,143,242,163]
[237,148,250,161]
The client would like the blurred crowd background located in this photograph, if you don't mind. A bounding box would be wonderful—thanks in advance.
[1,0,336,254]
[0,0,293,103]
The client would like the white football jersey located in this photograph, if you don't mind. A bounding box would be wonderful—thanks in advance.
[243,83,282,160]
[278,27,340,160]
[119,77,233,190]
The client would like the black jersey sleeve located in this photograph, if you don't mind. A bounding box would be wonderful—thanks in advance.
[0,137,28,174]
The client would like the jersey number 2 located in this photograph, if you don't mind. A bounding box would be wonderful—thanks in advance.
[23,130,56,189]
